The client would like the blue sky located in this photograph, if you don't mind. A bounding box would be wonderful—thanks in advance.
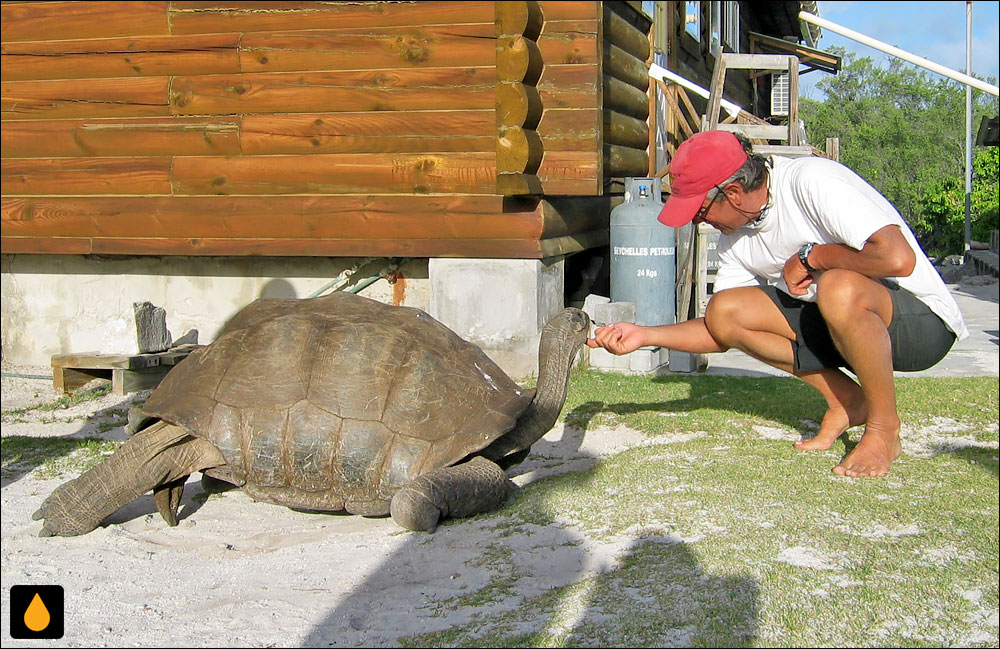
[801,1,999,100]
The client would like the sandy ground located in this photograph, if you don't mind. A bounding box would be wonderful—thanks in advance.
[1,370,660,647]
[2,277,996,647]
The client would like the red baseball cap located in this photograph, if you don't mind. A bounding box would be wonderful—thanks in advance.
[658,131,748,227]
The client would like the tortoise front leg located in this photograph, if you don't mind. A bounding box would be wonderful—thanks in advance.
[33,421,225,536]
[389,456,513,532]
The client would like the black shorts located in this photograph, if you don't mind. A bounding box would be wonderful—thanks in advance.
[761,282,956,373]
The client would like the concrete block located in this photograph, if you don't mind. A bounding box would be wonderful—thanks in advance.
[629,346,668,373]
[133,302,172,353]
[668,350,708,373]
[593,301,635,327]
[582,293,610,322]
[588,345,631,371]
[428,257,564,379]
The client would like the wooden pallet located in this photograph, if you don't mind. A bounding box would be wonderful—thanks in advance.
[51,344,201,395]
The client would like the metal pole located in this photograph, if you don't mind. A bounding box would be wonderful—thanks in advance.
[964,1,973,256]
[798,11,999,96]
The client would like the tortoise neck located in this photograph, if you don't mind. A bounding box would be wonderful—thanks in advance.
[484,323,578,460]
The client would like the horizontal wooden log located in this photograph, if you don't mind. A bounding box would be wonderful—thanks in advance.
[1,234,588,259]
[496,0,543,40]
[1,195,548,240]
[497,173,543,196]
[603,41,650,92]
[1,77,170,120]
[496,82,543,129]
[496,36,543,85]
[0,33,240,81]
[538,1,599,22]
[170,1,494,35]
[537,151,600,195]
[240,111,494,155]
[537,108,600,151]
[1,1,169,43]
[171,153,498,195]
[497,127,543,175]
[239,24,496,73]
[0,117,241,158]
[171,68,494,116]
[538,64,600,110]
[603,110,649,149]
[1,157,173,195]
[2,194,609,242]
[602,75,649,120]
[602,4,650,62]
[603,144,648,178]
[538,19,599,65]
[539,196,610,238]
[539,229,609,258]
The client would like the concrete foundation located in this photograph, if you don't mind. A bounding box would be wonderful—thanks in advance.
[429,257,565,380]
[1,255,430,367]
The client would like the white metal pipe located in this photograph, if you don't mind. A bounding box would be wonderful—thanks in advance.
[799,11,999,96]
[964,1,973,253]
[648,63,744,118]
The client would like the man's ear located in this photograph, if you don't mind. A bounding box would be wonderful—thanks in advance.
[723,182,743,203]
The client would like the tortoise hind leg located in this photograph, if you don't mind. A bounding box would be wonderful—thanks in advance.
[389,456,513,532]
[33,421,225,536]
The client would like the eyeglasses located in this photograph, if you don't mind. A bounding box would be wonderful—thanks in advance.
[693,185,724,224]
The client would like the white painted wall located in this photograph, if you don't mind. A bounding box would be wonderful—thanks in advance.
[1,255,429,366]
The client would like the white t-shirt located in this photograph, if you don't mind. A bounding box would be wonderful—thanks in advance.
[713,155,969,340]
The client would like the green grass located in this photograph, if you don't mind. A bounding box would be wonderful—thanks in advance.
[1,384,112,424]
[1,436,123,480]
[400,373,999,648]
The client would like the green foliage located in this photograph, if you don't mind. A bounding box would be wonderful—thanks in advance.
[911,148,1000,256]
[800,49,999,255]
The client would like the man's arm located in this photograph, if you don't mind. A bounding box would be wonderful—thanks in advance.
[587,317,728,355]
[783,224,916,296]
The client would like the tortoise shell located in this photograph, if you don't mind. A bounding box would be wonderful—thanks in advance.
[142,293,530,515]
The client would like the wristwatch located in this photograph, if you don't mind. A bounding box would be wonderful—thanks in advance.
[798,242,818,273]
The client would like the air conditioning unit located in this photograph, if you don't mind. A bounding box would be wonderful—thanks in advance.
[770,71,789,117]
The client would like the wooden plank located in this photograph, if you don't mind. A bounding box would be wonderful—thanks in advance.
[537,1,599,21]
[4,232,607,259]
[1,77,171,120]
[1,195,550,240]
[1,1,168,43]
[240,111,493,155]
[537,64,600,109]
[0,117,241,158]
[0,33,240,81]
[171,153,498,195]
[170,1,495,34]
[2,157,173,195]
[170,68,495,116]
[113,366,172,395]
[0,236,92,254]
[537,151,600,195]
[52,352,161,370]
[240,24,496,73]
[83,237,561,259]
[538,19,599,65]
[537,108,600,151]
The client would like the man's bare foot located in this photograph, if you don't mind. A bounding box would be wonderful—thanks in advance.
[795,401,867,451]
[832,420,901,477]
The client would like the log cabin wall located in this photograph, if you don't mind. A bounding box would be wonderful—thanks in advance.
[1,1,649,259]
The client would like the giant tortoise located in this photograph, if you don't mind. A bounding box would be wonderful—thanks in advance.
[33,293,590,536]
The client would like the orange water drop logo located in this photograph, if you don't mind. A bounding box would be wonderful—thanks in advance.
[24,592,51,632]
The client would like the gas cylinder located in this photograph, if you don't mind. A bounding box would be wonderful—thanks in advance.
[610,177,676,326]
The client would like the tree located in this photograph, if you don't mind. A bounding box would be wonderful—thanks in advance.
[800,49,998,256]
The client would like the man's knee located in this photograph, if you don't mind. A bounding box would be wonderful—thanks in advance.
[705,287,765,344]
[815,270,891,326]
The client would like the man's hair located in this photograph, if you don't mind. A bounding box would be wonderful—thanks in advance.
[706,132,768,202]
